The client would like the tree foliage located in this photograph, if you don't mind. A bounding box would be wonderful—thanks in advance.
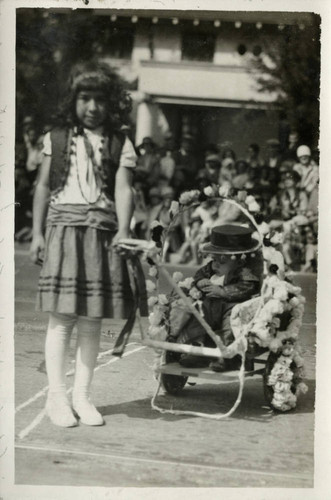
[253,16,321,148]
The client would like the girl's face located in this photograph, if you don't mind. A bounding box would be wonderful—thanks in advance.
[76,90,108,129]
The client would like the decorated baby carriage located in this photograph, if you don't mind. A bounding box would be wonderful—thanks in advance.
[115,186,308,420]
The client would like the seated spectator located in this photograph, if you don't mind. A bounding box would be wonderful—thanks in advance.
[136,136,160,186]
[158,131,176,157]
[131,176,149,239]
[158,186,183,262]
[173,133,198,186]
[159,148,176,182]
[219,157,236,186]
[246,143,263,170]
[24,126,43,186]
[171,169,186,199]
[221,146,236,163]
[253,165,274,215]
[293,145,319,215]
[191,199,219,229]
[156,174,171,193]
[145,187,163,239]
[269,170,308,221]
[282,130,301,164]
[177,216,204,265]
[203,143,220,160]
[15,144,33,241]
[301,226,317,273]
[195,154,221,188]
[263,138,282,189]
[232,160,251,191]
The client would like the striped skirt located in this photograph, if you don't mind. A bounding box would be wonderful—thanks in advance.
[37,225,148,319]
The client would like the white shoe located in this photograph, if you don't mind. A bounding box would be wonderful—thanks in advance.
[72,398,104,426]
[46,394,78,428]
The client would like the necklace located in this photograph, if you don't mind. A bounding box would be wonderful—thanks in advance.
[74,131,105,204]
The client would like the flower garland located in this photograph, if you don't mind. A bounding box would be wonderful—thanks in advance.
[142,186,307,411]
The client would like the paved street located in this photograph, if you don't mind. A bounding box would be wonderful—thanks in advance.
[14,246,316,488]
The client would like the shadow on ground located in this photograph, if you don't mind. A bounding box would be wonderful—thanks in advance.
[98,377,315,423]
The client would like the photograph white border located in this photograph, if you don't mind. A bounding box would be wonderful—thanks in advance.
[1,0,330,498]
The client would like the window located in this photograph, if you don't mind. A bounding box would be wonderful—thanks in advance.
[181,31,215,62]
[100,26,134,59]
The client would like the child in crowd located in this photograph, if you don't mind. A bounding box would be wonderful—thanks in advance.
[177,216,204,265]
[171,224,263,371]
[232,160,251,191]
[269,170,308,221]
[30,61,147,428]
[131,175,149,239]
[158,186,183,261]
[293,145,319,215]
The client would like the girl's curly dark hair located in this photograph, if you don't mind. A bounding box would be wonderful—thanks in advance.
[56,60,132,130]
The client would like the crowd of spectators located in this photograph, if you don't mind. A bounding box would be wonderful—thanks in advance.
[15,117,318,272]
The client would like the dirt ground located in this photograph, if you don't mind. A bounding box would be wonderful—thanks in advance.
[14,248,316,488]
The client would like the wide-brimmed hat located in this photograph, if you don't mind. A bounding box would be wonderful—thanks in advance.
[201,224,261,255]
[283,170,301,183]
[205,153,221,164]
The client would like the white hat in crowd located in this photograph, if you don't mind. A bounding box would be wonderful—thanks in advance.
[297,145,311,158]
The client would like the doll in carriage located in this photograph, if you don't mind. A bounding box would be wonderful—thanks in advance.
[116,188,308,419]
[167,224,264,372]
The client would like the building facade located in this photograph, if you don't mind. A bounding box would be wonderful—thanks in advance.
[91,10,314,156]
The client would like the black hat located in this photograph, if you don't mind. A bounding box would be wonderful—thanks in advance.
[283,170,301,183]
[201,224,261,255]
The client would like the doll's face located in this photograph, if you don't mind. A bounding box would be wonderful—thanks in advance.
[76,90,108,129]
[212,254,237,274]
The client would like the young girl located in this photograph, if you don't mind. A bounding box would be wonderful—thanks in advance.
[30,61,147,427]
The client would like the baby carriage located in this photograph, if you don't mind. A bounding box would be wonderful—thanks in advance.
[116,187,308,420]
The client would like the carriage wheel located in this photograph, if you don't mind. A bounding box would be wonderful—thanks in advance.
[160,350,188,395]
[263,352,296,410]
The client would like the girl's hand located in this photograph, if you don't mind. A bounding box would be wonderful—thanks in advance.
[112,229,131,247]
[200,284,224,298]
[30,235,45,265]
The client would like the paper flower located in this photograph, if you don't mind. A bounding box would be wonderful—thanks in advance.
[218,184,231,197]
[178,277,195,289]
[146,279,156,293]
[148,296,158,307]
[270,232,284,246]
[169,200,180,219]
[148,266,158,278]
[203,186,215,197]
[179,190,200,205]
[158,294,169,305]
[172,271,184,283]
[148,325,168,341]
[247,200,260,213]
[189,286,202,300]
[236,190,247,202]
[149,309,164,327]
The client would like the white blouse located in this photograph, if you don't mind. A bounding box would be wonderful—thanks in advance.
[43,128,137,206]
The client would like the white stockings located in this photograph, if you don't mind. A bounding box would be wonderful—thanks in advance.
[45,312,103,426]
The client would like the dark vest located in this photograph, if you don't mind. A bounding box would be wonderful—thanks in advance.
[49,127,126,200]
